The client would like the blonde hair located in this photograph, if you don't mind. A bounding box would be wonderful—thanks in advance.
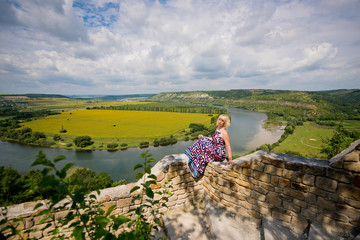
[218,114,231,129]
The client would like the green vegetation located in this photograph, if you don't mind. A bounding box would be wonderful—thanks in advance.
[73,135,94,148]
[0,161,126,206]
[320,123,355,159]
[0,151,172,239]
[270,121,360,159]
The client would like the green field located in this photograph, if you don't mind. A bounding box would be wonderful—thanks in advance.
[21,109,212,149]
[273,121,360,159]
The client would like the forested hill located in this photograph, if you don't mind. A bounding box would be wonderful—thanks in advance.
[149,89,360,120]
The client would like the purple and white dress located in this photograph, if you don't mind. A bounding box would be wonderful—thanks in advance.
[184,130,226,178]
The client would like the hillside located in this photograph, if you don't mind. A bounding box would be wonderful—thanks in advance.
[149,89,360,120]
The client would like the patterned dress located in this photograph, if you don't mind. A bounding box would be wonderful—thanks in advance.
[184,130,226,178]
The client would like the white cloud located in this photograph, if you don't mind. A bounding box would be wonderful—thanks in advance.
[0,0,359,95]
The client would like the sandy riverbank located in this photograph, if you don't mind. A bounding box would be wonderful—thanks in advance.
[246,121,285,151]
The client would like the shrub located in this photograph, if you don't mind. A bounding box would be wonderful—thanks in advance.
[107,143,119,149]
[73,135,94,148]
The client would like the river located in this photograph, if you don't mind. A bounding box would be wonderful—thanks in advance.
[0,108,282,182]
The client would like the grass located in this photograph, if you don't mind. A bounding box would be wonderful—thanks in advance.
[21,110,212,149]
[272,120,360,159]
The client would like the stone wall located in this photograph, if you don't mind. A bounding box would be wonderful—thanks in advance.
[2,143,360,239]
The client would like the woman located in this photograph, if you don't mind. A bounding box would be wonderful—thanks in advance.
[184,114,233,178]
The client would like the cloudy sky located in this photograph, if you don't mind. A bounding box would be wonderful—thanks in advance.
[0,0,359,95]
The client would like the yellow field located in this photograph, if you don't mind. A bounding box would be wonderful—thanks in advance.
[19,99,151,111]
[22,110,212,139]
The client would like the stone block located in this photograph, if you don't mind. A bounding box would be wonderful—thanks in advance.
[270,176,279,186]
[228,171,239,178]
[342,151,359,162]
[266,192,282,207]
[221,199,234,208]
[302,174,315,186]
[309,186,328,197]
[278,178,291,188]
[344,162,360,173]
[305,192,316,204]
[284,188,305,200]
[317,196,337,211]
[166,171,177,179]
[338,183,360,201]
[290,215,309,236]
[303,165,325,176]
[270,159,286,168]
[282,169,294,180]
[235,178,252,189]
[242,168,253,177]
[264,165,283,176]
[326,168,352,183]
[285,161,304,171]
[291,182,309,192]
[293,199,307,209]
[251,161,264,171]
[260,182,275,192]
[337,204,360,221]
[254,171,271,183]
[330,159,344,169]
[117,198,131,208]
[283,200,301,213]
[271,209,292,223]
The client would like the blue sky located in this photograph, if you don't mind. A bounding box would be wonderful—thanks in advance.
[0,0,359,95]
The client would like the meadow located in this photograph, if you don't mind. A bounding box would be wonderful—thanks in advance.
[272,120,360,159]
[21,109,213,149]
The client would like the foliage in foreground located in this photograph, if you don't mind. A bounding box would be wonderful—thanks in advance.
[1,150,172,239]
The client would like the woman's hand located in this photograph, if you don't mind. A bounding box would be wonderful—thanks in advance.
[198,134,203,140]
[227,159,234,165]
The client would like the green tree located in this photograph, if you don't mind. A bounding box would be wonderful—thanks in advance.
[73,135,94,148]
[321,123,354,159]
[0,166,25,205]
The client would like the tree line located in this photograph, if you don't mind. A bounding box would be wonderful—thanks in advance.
[87,102,227,114]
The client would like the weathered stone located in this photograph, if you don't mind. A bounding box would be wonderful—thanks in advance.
[285,161,303,171]
[326,167,353,183]
[117,198,131,208]
[291,182,308,192]
[317,197,337,210]
[302,174,315,186]
[271,208,292,223]
[279,178,291,188]
[270,159,286,168]
[235,178,252,189]
[242,168,253,177]
[304,192,317,205]
[294,199,308,209]
[342,151,359,162]
[254,171,271,183]
[290,215,309,235]
[29,231,43,239]
[315,176,338,192]
[338,183,360,201]
[303,165,325,175]
[166,171,178,179]
[283,200,301,213]
[266,192,282,207]
[330,159,343,169]
[264,165,283,176]
[336,204,360,220]
[344,162,360,172]
[261,182,275,192]
[284,188,305,200]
